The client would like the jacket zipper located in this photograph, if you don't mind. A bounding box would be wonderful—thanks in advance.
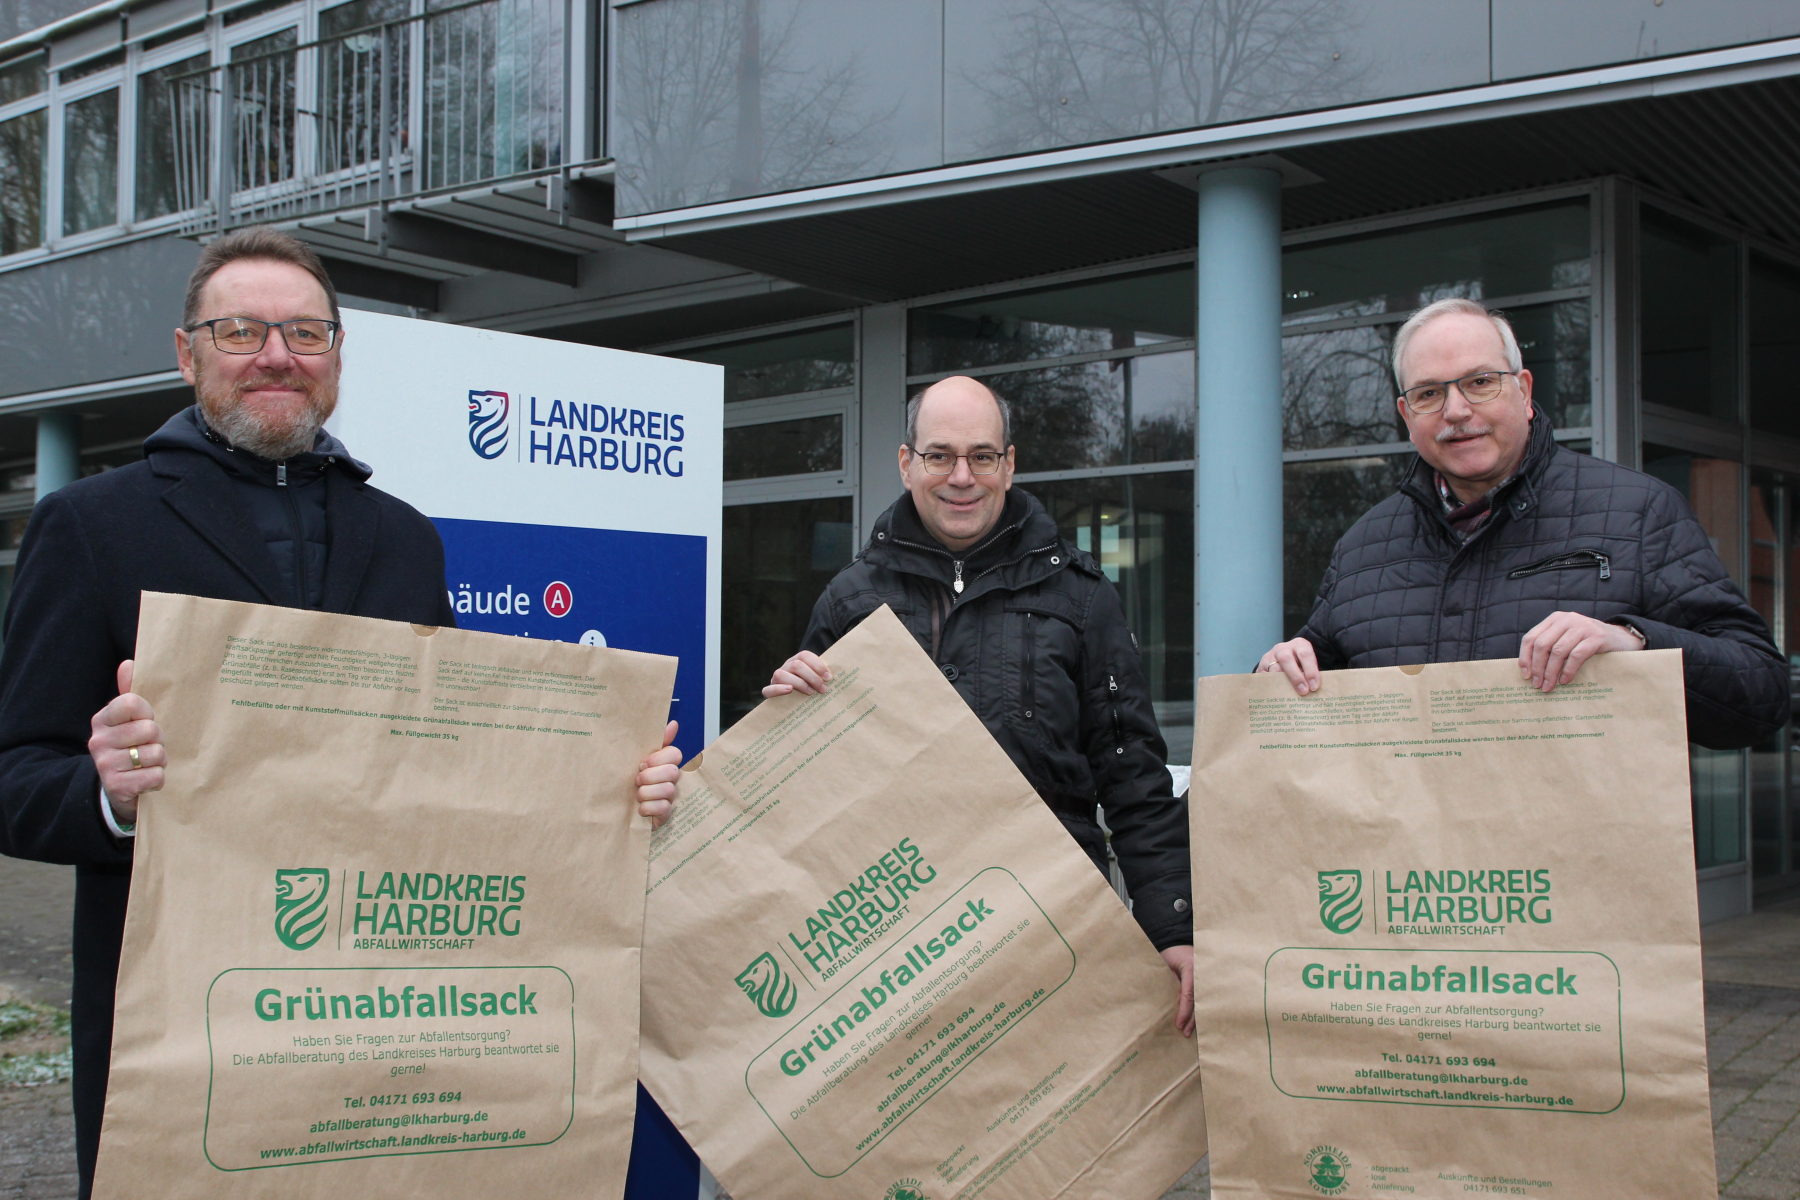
[1108,675,1124,756]
[275,460,311,608]
[953,560,964,594]
[1507,549,1612,582]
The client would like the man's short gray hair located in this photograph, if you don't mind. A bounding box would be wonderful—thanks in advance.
[1391,297,1523,391]
[906,378,1012,448]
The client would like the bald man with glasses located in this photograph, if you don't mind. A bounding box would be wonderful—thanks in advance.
[765,375,1198,1038]
[1257,296,1787,751]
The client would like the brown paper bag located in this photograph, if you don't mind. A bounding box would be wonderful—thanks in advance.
[639,605,1206,1200]
[1191,651,1715,1199]
[92,592,676,1198]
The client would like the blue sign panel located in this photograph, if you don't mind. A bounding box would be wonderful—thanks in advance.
[435,516,708,762]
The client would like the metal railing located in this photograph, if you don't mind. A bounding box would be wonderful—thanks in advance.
[171,0,566,230]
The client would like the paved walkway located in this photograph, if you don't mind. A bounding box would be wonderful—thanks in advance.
[3,854,1797,1199]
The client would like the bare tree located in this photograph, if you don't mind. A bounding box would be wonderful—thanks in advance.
[961,0,1371,158]
[613,0,896,214]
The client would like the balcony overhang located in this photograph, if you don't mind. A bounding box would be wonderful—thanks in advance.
[616,39,1800,302]
[274,166,622,308]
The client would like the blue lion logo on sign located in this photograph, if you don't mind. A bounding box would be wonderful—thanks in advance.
[468,390,509,459]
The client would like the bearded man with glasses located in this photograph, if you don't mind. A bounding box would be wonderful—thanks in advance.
[0,226,682,1199]
[764,375,1197,1038]
[1257,296,1787,750]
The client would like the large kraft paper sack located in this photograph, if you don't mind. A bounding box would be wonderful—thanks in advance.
[93,592,675,1199]
[1191,651,1714,1199]
[640,605,1206,1199]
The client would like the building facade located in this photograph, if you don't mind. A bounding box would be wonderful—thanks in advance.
[2,0,1799,921]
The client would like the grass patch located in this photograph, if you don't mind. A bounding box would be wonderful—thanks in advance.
[0,998,73,1088]
[0,1047,71,1087]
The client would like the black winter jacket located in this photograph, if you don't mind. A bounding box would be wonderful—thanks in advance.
[801,489,1192,951]
[0,405,455,1195]
[1296,413,1789,749]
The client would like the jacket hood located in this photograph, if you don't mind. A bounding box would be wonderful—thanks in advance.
[144,405,371,485]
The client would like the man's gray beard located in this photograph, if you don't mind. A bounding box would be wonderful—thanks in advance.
[195,368,334,460]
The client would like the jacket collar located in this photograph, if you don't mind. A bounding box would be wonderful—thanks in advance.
[145,405,383,609]
[1399,409,1557,544]
[865,489,1074,602]
[143,405,371,487]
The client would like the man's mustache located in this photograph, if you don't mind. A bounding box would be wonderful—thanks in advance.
[234,374,318,396]
[1435,422,1492,443]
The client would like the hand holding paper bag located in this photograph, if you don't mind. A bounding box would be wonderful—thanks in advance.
[93,593,676,1200]
[641,605,1206,1200]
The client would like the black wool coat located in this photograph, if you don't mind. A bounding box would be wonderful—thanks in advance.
[1296,412,1790,750]
[801,489,1192,951]
[0,407,454,1191]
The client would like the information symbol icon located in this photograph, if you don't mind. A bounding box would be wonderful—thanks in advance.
[579,630,606,647]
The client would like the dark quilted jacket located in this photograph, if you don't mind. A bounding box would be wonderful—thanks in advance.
[1296,412,1790,750]
[802,488,1192,951]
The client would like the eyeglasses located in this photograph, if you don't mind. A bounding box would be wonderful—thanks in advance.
[186,317,341,356]
[1398,370,1516,415]
[906,446,1006,475]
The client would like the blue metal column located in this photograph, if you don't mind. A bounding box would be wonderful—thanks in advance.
[34,411,81,503]
[1194,167,1284,678]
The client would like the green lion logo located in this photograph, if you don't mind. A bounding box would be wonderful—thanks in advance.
[735,952,798,1018]
[1317,870,1362,934]
[274,868,330,951]
[883,1179,928,1200]
[1304,1145,1351,1195]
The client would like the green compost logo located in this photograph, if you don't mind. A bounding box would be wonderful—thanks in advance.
[1303,1146,1351,1196]
[1317,870,1363,934]
[883,1179,928,1200]
[735,951,798,1019]
[274,868,331,951]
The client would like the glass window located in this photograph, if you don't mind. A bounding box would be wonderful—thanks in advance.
[1512,299,1592,430]
[231,28,299,189]
[1749,255,1800,441]
[1647,444,1751,870]
[1028,471,1194,760]
[724,414,843,481]
[0,55,47,104]
[986,351,1194,472]
[1640,208,1740,422]
[59,51,124,84]
[321,0,411,36]
[1642,445,1745,587]
[224,0,297,25]
[136,53,210,221]
[909,267,1193,375]
[1692,745,1746,870]
[1283,455,1409,638]
[1282,202,1591,325]
[1748,478,1786,884]
[720,496,856,730]
[0,109,45,254]
[62,88,119,235]
[1282,324,1404,452]
[676,325,855,402]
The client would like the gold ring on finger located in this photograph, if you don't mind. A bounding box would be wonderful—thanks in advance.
[129,746,142,770]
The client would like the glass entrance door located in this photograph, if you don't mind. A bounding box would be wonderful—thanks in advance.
[1750,475,1800,896]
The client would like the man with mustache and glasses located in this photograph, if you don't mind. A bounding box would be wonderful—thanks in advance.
[0,226,683,1199]
[1256,297,1787,749]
